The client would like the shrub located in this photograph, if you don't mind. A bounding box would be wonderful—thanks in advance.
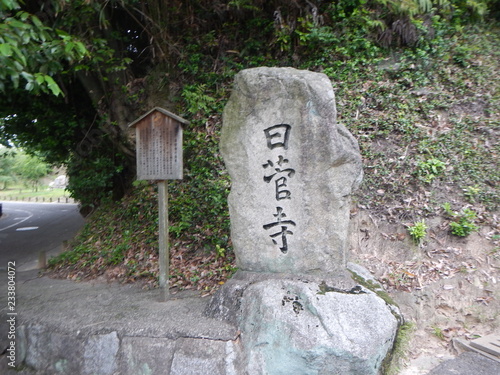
[442,203,479,237]
[407,220,428,243]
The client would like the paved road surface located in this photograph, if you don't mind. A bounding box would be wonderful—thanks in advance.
[0,202,85,271]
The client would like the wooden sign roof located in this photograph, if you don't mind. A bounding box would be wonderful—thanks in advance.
[128,107,189,129]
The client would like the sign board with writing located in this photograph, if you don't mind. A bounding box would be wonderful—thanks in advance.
[129,107,188,301]
[128,107,188,180]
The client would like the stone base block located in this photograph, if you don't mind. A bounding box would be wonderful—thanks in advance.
[206,270,401,375]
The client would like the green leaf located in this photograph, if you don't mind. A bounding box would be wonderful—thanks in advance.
[55,29,70,38]
[25,80,34,91]
[44,75,62,96]
[11,44,26,66]
[8,18,29,31]
[35,73,45,84]
[30,15,43,29]
[1,0,20,11]
[20,71,33,81]
[21,32,31,44]
[0,43,13,56]
[10,71,19,88]
[12,60,23,71]
[18,11,30,21]
[74,42,88,57]
[64,41,74,54]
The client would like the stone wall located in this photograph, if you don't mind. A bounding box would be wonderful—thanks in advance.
[3,323,241,375]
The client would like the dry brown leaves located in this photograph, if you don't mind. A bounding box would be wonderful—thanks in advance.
[378,253,477,292]
[48,243,236,296]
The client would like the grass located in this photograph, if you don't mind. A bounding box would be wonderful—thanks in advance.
[0,185,72,202]
[337,26,500,219]
[385,322,416,375]
[431,325,445,341]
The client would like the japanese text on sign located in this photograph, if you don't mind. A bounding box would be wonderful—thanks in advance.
[262,124,296,254]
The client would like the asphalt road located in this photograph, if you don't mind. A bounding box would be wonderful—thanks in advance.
[0,202,85,271]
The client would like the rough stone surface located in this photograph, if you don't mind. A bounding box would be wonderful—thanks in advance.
[23,325,84,374]
[0,270,240,375]
[204,270,356,324]
[120,337,175,375]
[83,332,119,375]
[238,279,398,375]
[203,273,252,325]
[426,352,500,375]
[0,271,237,341]
[48,175,67,189]
[170,338,240,375]
[221,67,363,275]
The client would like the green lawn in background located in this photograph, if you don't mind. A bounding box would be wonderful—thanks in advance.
[0,185,72,202]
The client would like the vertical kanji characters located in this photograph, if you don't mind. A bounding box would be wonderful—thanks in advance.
[262,124,297,253]
[262,155,295,200]
[264,124,291,150]
[263,207,296,254]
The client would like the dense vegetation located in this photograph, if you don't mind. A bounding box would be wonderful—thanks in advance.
[0,148,52,191]
[1,1,499,290]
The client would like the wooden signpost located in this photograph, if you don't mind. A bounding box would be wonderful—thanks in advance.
[129,107,188,301]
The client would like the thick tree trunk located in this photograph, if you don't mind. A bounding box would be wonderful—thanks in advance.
[75,68,138,203]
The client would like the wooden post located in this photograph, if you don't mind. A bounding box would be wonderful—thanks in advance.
[128,107,187,302]
[38,251,46,269]
[158,180,169,301]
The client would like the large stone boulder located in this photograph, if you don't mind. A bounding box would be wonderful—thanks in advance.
[240,279,399,375]
[210,67,400,375]
[221,67,363,276]
[205,271,400,375]
[49,175,67,189]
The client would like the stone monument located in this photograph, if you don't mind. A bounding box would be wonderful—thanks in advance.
[207,67,401,375]
[221,67,362,276]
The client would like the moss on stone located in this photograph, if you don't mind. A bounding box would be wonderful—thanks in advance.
[348,269,399,309]
[348,268,415,374]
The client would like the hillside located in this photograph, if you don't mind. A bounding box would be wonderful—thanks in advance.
[47,20,499,373]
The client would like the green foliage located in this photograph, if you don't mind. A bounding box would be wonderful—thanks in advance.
[3,0,499,216]
[415,158,446,183]
[1,0,139,208]
[48,182,236,291]
[442,203,479,237]
[463,185,481,203]
[450,209,479,237]
[411,116,499,210]
[0,88,133,208]
[407,220,428,243]
[228,0,259,12]
[215,244,226,259]
[168,127,231,251]
[66,152,127,211]
[432,325,445,340]
[0,2,88,95]
[0,1,20,12]
[0,146,16,189]
[385,322,416,375]
[442,202,455,217]
[48,184,159,282]
[181,84,217,115]
[66,157,112,207]
[12,151,51,191]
